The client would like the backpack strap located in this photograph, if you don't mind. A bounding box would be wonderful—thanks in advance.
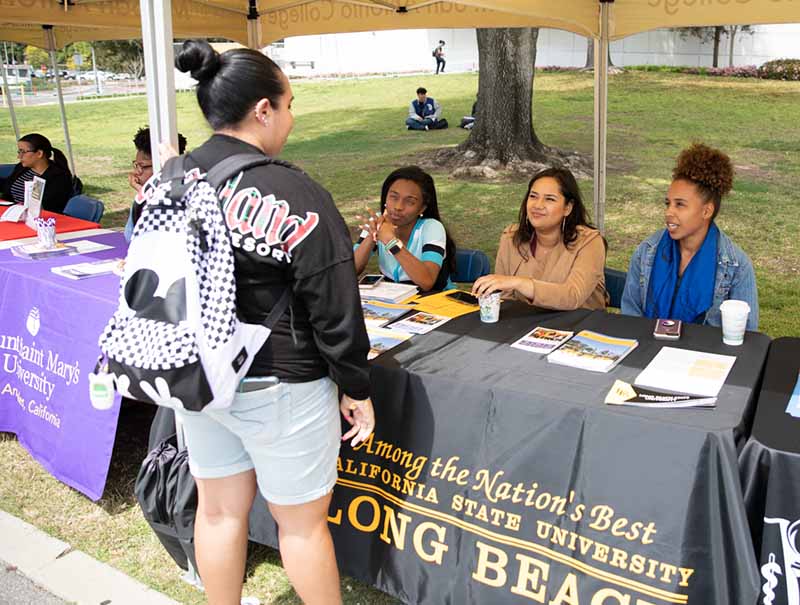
[162,155,190,202]
[205,153,273,191]
[262,289,292,330]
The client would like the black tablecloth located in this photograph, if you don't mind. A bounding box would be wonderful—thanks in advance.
[740,337,800,605]
[150,304,771,604]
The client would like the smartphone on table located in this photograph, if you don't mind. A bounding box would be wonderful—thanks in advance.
[359,274,384,288]
[653,319,682,340]
[445,290,480,306]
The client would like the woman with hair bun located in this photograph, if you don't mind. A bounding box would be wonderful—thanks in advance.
[166,40,374,604]
[2,133,73,213]
[621,143,758,329]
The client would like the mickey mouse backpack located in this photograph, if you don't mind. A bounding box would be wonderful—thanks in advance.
[96,153,290,412]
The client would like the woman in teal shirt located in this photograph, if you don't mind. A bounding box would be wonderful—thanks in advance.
[354,166,456,292]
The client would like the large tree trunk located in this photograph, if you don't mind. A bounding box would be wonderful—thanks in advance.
[728,26,738,67]
[459,28,546,164]
[712,26,723,67]
[585,39,615,69]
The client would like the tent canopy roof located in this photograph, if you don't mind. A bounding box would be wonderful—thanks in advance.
[3,0,800,48]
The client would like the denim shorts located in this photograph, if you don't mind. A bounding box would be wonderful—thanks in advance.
[175,376,340,505]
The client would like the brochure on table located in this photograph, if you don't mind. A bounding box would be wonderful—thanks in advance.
[362,301,415,328]
[0,204,26,222]
[23,176,46,229]
[634,347,736,398]
[51,258,123,280]
[367,327,412,360]
[511,326,574,355]
[389,312,450,335]
[547,330,638,373]
[605,380,717,408]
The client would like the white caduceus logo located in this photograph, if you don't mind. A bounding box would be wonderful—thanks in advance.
[762,517,800,605]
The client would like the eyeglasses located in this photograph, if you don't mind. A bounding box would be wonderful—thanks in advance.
[131,161,153,172]
[16,148,35,156]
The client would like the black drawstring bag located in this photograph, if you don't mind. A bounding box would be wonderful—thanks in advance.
[135,429,198,572]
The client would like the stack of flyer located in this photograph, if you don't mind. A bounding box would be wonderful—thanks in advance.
[11,242,76,260]
[618,347,737,408]
[547,330,638,373]
[51,258,123,280]
[360,282,418,304]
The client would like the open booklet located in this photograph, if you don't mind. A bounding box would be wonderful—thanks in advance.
[633,347,736,399]
[547,330,638,372]
[605,380,716,408]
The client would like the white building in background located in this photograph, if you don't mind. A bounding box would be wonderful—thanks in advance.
[267,24,800,77]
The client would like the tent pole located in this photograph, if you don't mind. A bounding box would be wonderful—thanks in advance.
[1,43,21,140]
[44,26,77,177]
[593,1,611,234]
[247,0,262,49]
[140,0,178,171]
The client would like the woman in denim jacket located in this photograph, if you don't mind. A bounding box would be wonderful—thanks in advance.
[621,143,758,330]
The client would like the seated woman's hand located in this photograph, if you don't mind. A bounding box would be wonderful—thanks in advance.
[355,207,385,243]
[472,274,524,298]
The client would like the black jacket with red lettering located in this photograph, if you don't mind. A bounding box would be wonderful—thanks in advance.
[183,134,371,399]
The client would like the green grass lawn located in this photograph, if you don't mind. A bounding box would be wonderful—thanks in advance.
[1,70,799,603]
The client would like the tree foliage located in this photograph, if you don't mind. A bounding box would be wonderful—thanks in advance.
[675,26,754,67]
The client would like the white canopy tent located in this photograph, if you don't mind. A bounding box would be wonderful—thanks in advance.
[3,0,800,229]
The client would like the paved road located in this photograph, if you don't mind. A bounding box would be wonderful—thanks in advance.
[0,559,69,605]
[3,81,147,107]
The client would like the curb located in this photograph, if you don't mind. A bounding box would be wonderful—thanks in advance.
[0,510,178,605]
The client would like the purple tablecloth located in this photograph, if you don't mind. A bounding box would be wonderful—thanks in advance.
[0,232,126,500]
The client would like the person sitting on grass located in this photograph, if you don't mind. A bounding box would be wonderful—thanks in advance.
[472,167,607,310]
[405,87,446,131]
[124,126,187,241]
[354,166,456,292]
[621,142,758,329]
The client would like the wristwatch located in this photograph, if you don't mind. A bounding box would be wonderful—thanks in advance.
[386,238,404,255]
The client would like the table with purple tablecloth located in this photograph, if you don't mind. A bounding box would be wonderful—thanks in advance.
[0,232,126,500]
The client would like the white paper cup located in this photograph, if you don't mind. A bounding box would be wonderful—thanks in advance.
[479,292,501,323]
[720,300,750,346]
[89,372,116,410]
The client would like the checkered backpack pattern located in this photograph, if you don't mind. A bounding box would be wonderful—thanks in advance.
[98,153,290,412]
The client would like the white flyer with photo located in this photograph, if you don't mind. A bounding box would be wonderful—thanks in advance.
[389,312,450,335]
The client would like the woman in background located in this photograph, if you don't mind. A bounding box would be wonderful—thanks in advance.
[2,133,73,213]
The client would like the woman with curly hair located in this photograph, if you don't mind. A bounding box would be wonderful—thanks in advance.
[621,143,758,329]
[471,167,607,310]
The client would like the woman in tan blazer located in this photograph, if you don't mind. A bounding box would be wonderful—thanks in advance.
[472,167,606,310]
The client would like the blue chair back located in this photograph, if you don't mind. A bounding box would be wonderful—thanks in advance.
[0,164,15,180]
[64,194,105,223]
[605,267,627,309]
[452,248,491,283]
